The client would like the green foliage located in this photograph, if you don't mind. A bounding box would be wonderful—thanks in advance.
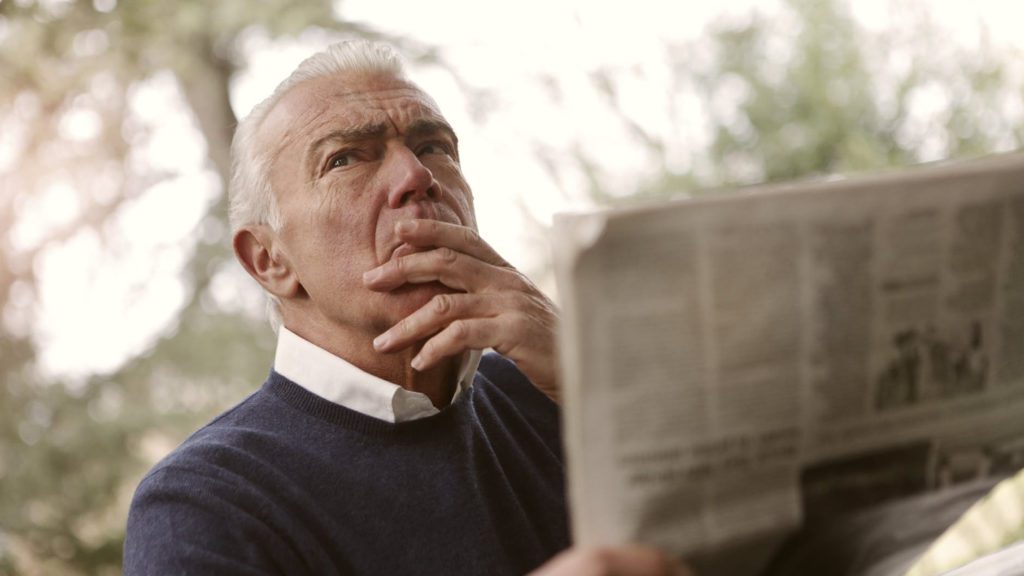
[701,0,897,182]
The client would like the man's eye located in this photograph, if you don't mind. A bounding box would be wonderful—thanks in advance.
[327,152,355,170]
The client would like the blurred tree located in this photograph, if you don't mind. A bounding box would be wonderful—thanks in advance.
[553,0,1023,204]
[0,1,445,574]
[693,0,1022,187]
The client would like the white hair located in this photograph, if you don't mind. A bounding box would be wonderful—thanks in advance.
[228,40,408,331]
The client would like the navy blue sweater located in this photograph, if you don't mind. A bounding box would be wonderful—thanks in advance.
[124,353,570,575]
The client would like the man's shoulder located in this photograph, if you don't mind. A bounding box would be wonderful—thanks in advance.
[132,381,285,493]
[477,351,525,382]
[476,352,542,393]
[473,352,562,451]
[475,351,557,407]
[124,380,308,571]
[124,390,309,575]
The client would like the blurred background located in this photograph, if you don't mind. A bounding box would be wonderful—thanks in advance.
[0,0,1022,573]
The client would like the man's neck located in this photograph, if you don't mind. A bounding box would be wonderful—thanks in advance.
[382,345,460,409]
[283,321,460,410]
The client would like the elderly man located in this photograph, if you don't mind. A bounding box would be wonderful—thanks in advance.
[124,40,688,576]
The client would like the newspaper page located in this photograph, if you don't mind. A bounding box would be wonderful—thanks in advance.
[552,153,1024,574]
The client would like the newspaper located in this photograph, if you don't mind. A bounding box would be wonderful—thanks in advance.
[552,153,1024,575]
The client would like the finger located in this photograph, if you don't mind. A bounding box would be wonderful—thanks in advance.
[598,546,693,576]
[410,317,510,371]
[408,304,550,382]
[363,246,511,292]
[373,292,505,353]
[395,219,508,267]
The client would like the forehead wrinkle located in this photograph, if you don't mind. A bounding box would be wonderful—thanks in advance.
[261,72,436,151]
[258,73,453,205]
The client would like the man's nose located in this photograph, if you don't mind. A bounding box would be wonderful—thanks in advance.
[385,145,443,208]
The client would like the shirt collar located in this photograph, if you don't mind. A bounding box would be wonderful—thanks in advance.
[273,327,481,423]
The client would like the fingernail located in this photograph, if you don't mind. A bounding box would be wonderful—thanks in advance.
[373,333,390,350]
[410,354,423,371]
[396,221,415,234]
[363,269,380,283]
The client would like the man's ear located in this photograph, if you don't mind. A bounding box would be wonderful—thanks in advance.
[233,225,301,299]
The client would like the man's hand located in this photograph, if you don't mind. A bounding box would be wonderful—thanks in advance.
[530,546,694,576]
[363,219,560,402]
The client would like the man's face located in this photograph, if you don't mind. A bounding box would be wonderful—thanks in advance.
[257,71,476,338]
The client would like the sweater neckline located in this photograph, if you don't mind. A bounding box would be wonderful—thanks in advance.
[262,370,477,436]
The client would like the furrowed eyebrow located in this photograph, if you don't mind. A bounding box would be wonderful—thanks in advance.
[306,122,389,170]
[405,119,459,150]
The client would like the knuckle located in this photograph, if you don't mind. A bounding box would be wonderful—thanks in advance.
[437,246,458,263]
[498,268,528,292]
[448,319,470,341]
[461,227,480,246]
[431,293,454,316]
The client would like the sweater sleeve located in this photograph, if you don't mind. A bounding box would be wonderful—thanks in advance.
[124,464,306,576]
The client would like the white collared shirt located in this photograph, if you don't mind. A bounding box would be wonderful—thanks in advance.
[273,327,482,423]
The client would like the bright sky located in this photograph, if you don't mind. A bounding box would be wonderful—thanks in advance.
[22,0,1024,380]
